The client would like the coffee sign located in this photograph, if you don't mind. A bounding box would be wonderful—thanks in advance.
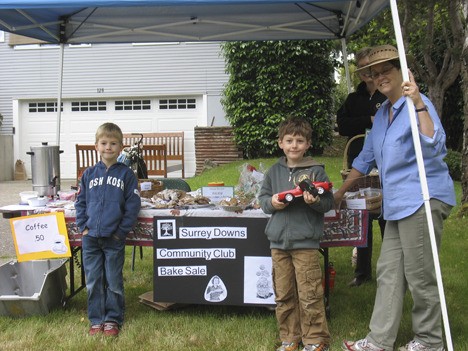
[10,212,71,262]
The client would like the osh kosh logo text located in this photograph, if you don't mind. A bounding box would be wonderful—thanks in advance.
[88,176,125,190]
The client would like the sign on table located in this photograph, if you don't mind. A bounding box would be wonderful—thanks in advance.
[10,212,71,262]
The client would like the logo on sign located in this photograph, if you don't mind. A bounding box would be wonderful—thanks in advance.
[157,219,176,240]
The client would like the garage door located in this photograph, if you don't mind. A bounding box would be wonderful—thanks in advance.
[19,96,203,181]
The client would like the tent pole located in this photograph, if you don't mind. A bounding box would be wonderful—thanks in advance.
[389,1,453,350]
[56,43,64,147]
[341,38,352,94]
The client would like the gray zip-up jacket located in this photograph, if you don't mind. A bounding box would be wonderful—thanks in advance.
[259,156,333,250]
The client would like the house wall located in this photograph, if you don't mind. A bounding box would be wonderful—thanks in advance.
[0,32,231,179]
[0,32,229,135]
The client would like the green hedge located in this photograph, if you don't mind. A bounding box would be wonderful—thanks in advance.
[221,40,336,158]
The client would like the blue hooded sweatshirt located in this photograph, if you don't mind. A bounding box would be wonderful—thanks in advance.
[75,161,141,238]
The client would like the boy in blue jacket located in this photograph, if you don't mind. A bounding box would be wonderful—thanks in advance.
[75,122,141,337]
[259,117,332,351]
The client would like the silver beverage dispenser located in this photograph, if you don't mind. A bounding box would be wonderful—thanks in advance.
[27,142,63,196]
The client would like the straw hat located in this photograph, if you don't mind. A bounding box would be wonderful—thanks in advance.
[356,45,399,71]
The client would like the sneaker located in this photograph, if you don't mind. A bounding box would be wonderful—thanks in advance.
[342,339,385,351]
[277,341,299,351]
[103,321,120,336]
[399,340,445,351]
[348,276,371,287]
[303,343,330,351]
[88,324,103,336]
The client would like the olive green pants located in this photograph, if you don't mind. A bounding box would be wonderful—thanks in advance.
[367,199,452,350]
[271,248,330,346]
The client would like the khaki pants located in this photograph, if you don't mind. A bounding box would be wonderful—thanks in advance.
[367,199,452,350]
[271,248,330,345]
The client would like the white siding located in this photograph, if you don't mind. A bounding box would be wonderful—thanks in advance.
[0,32,230,179]
[0,33,229,134]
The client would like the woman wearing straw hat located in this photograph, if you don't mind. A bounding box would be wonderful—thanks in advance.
[334,45,456,351]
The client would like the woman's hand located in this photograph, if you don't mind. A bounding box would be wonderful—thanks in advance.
[333,192,343,210]
[401,70,424,107]
[401,70,434,137]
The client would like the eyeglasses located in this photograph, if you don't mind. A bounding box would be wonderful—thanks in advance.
[369,65,395,79]
[357,70,372,78]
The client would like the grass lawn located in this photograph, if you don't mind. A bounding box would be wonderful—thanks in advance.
[0,152,466,351]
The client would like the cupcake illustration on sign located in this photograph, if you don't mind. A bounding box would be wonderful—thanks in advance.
[256,264,274,299]
[204,275,227,302]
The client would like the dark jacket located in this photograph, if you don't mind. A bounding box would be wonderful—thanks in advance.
[336,81,387,167]
[75,161,141,238]
[258,156,333,250]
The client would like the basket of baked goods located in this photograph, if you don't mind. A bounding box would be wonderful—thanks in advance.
[340,134,381,192]
[150,189,211,209]
[341,188,382,211]
[218,196,247,212]
[138,179,164,199]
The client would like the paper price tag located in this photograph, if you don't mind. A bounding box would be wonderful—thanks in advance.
[201,186,234,203]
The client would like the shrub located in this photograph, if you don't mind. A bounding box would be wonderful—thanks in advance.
[221,41,336,158]
[444,149,462,181]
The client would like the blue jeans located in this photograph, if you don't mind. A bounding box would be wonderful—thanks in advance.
[82,234,126,326]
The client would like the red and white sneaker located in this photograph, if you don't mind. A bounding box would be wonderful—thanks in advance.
[88,324,103,336]
[342,339,385,351]
[103,321,120,337]
[399,340,444,351]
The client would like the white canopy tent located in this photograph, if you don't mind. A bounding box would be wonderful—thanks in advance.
[0,1,453,349]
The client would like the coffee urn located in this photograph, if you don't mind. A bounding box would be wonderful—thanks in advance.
[27,142,63,196]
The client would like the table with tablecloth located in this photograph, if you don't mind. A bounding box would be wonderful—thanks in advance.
[1,205,368,313]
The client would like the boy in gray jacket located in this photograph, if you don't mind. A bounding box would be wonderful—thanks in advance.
[259,117,332,351]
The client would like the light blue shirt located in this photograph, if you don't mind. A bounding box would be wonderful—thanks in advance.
[352,95,456,220]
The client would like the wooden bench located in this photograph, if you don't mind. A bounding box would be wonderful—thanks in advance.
[123,132,185,178]
[139,144,167,178]
[75,144,99,184]
[76,143,168,182]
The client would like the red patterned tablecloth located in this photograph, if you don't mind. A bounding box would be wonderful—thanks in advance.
[64,208,368,248]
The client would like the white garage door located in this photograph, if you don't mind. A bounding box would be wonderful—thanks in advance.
[19,96,203,180]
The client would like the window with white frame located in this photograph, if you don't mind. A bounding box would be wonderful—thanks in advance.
[28,102,63,113]
[115,99,151,111]
[71,101,107,112]
[159,98,196,110]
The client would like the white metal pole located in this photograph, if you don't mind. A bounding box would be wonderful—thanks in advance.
[389,1,453,350]
[56,43,64,147]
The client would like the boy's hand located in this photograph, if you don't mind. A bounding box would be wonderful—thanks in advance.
[271,194,288,210]
[303,190,320,205]
[82,228,89,236]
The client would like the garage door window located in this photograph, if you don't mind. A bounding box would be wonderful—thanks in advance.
[159,98,196,110]
[115,100,151,111]
[28,102,63,113]
[71,101,107,111]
